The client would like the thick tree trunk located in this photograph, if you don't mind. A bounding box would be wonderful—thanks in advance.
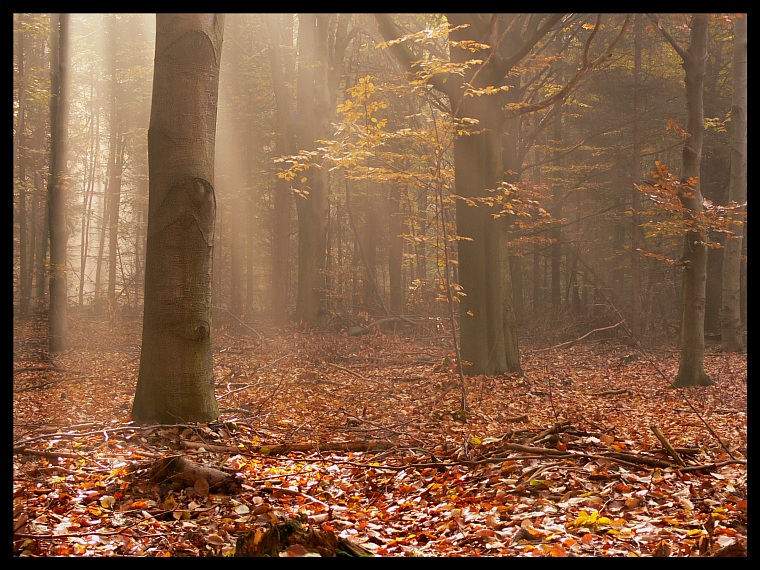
[721,14,746,352]
[672,14,713,387]
[48,13,70,352]
[132,14,224,424]
[449,15,521,376]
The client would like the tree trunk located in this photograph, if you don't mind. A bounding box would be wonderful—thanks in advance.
[106,15,124,309]
[293,14,330,325]
[721,14,746,352]
[672,14,713,387]
[265,14,295,321]
[15,14,31,319]
[132,14,224,424]
[388,184,404,314]
[48,13,70,353]
[630,14,644,338]
[79,94,98,306]
[449,21,520,375]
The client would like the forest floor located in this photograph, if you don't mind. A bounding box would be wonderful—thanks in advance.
[13,313,747,557]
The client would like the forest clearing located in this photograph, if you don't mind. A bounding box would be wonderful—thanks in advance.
[13,314,747,557]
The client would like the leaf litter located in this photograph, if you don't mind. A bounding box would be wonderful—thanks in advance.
[13,315,746,557]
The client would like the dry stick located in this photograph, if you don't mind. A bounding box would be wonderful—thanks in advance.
[13,365,65,374]
[606,302,736,460]
[326,362,371,381]
[536,320,625,351]
[651,424,685,466]
[595,388,629,396]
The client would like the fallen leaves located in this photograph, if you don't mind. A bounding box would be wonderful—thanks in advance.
[13,316,747,557]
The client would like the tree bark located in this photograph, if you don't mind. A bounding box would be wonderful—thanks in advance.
[47,13,70,352]
[720,14,746,352]
[630,14,644,338]
[668,14,713,387]
[265,14,296,322]
[448,16,521,375]
[293,14,331,325]
[132,14,224,424]
[388,184,404,314]
[14,14,31,319]
[106,15,125,309]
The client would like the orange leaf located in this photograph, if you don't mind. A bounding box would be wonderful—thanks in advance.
[545,544,567,557]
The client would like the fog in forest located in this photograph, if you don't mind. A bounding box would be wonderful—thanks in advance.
[14,12,746,358]
[12,14,747,558]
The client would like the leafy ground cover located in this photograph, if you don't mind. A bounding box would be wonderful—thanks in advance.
[13,314,747,557]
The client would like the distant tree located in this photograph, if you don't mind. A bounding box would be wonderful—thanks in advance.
[265,13,297,321]
[292,14,331,325]
[629,13,645,339]
[650,14,713,387]
[375,14,628,374]
[48,13,71,353]
[721,14,746,352]
[105,15,126,310]
[132,14,224,424]
[14,13,31,320]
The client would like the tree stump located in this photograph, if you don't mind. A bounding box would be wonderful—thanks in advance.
[234,520,374,557]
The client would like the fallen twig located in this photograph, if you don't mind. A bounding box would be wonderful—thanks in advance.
[538,320,625,351]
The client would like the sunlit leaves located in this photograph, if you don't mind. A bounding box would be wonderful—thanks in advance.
[636,161,745,255]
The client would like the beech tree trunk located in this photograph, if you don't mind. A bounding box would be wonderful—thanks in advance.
[132,14,224,424]
[388,184,404,314]
[14,14,31,319]
[265,14,296,321]
[669,15,713,387]
[448,16,521,376]
[106,15,124,309]
[47,13,70,353]
[293,14,331,326]
[630,13,644,338]
[720,14,746,352]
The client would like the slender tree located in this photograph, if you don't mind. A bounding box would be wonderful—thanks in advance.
[14,14,35,320]
[265,13,296,321]
[650,14,713,387]
[48,13,71,353]
[720,14,746,352]
[106,15,126,309]
[629,13,645,338]
[293,14,331,325]
[132,14,224,424]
